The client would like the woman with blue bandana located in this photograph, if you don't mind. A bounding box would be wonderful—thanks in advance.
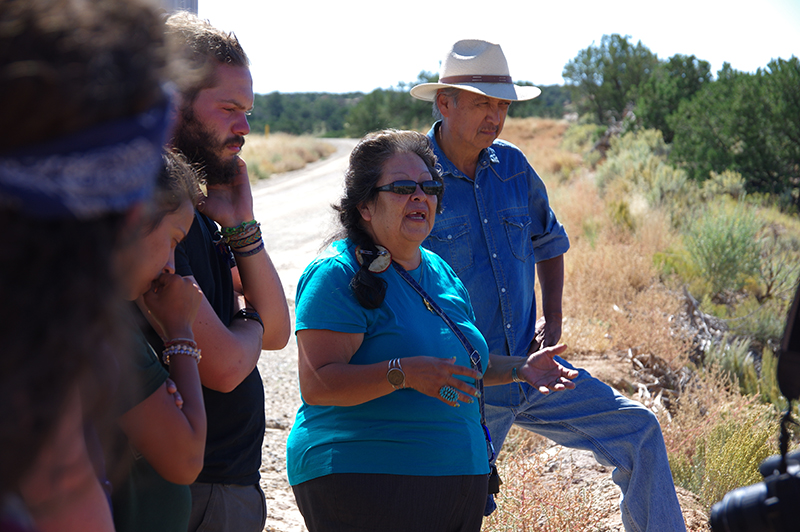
[0,0,173,530]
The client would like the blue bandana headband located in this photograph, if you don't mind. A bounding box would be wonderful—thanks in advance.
[0,96,173,220]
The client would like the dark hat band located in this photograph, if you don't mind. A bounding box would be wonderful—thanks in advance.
[439,75,513,84]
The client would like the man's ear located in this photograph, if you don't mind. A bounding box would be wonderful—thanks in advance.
[436,92,454,117]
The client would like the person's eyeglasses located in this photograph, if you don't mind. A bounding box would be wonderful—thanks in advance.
[374,180,443,196]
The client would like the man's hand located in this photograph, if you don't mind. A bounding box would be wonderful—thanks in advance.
[531,314,563,352]
[519,344,578,395]
[199,156,255,228]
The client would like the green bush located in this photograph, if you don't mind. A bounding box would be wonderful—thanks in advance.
[561,123,606,155]
[730,298,791,357]
[595,130,691,217]
[703,335,758,394]
[670,401,777,508]
[683,200,762,298]
[698,407,776,507]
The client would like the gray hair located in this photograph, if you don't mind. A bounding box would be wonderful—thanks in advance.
[432,87,462,120]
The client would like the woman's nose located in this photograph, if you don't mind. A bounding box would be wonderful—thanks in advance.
[163,249,176,275]
[410,183,426,201]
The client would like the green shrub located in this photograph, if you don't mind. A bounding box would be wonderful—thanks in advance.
[756,347,786,411]
[698,407,776,507]
[701,170,747,202]
[561,123,606,169]
[670,400,778,508]
[683,200,762,298]
[703,335,758,394]
[730,298,791,355]
[595,130,692,221]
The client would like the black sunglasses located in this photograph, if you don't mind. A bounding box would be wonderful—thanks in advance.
[374,180,443,195]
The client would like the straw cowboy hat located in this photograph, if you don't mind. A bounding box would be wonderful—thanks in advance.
[410,39,541,102]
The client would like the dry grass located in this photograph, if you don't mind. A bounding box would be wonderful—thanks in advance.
[240,132,336,181]
[502,118,583,183]
[484,428,613,532]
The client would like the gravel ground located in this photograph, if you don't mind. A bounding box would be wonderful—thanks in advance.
[257,301,306,532]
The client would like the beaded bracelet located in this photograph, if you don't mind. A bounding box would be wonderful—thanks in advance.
[231,240,264,257]
[162,340,202,365]
[164,338,197,349]
[227,227,263,249]
[221,220,259,240]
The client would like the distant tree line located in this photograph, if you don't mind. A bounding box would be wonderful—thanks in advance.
[562,34,800,205]
[249,35,798,206]
[249,72,570,139]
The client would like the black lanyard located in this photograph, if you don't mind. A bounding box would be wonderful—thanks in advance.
[392,261,495,462]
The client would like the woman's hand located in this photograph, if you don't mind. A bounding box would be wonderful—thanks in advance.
[402,356,481,407]
[165,378,183,410]
[519,344,578,394]
[141,273,202,341]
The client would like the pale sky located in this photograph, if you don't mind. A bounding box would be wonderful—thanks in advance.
[197,0,800,95]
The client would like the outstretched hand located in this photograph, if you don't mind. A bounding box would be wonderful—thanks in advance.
[519,344,578,395]
[198,156,255,228]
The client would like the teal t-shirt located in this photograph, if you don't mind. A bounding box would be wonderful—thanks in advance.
[111,331,191,532]
[286,239,490,486]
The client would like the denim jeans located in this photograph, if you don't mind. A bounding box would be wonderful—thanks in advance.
[484,357,686,532]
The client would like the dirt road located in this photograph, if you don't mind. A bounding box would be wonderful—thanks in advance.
[253,138,358,303]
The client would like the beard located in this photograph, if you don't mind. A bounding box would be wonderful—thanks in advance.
[172,106,244,185]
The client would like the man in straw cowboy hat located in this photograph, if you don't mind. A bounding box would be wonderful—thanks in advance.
[414,39,686,531]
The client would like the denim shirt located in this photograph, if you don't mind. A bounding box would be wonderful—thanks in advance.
[422,122,570,359]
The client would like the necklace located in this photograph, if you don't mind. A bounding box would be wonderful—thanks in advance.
[412,255,435,314]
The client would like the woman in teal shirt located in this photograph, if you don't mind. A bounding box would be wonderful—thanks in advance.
[287,130,576,532]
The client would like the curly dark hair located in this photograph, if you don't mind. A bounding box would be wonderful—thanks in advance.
[0,0,169,493]
[165,10,249,110]
[332,129,442,309]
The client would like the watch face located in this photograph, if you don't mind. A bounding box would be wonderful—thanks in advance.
[387,368,405,386]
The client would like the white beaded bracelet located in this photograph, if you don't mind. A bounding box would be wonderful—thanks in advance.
[162,342,202,365]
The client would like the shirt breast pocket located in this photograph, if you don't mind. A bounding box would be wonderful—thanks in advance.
[501,211,533,261]
[425,217,473,274]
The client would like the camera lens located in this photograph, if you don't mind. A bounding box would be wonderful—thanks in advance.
[710,482,770,531]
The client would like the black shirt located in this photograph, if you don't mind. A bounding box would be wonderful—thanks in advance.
[173,211,265,486]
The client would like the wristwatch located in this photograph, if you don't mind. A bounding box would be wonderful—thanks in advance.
[387,358,406,389]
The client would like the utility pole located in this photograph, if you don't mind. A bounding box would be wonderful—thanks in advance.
[160,0,197,13]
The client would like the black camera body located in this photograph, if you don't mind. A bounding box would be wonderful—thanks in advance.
[710,452,800,531]
[709,283,800,531]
